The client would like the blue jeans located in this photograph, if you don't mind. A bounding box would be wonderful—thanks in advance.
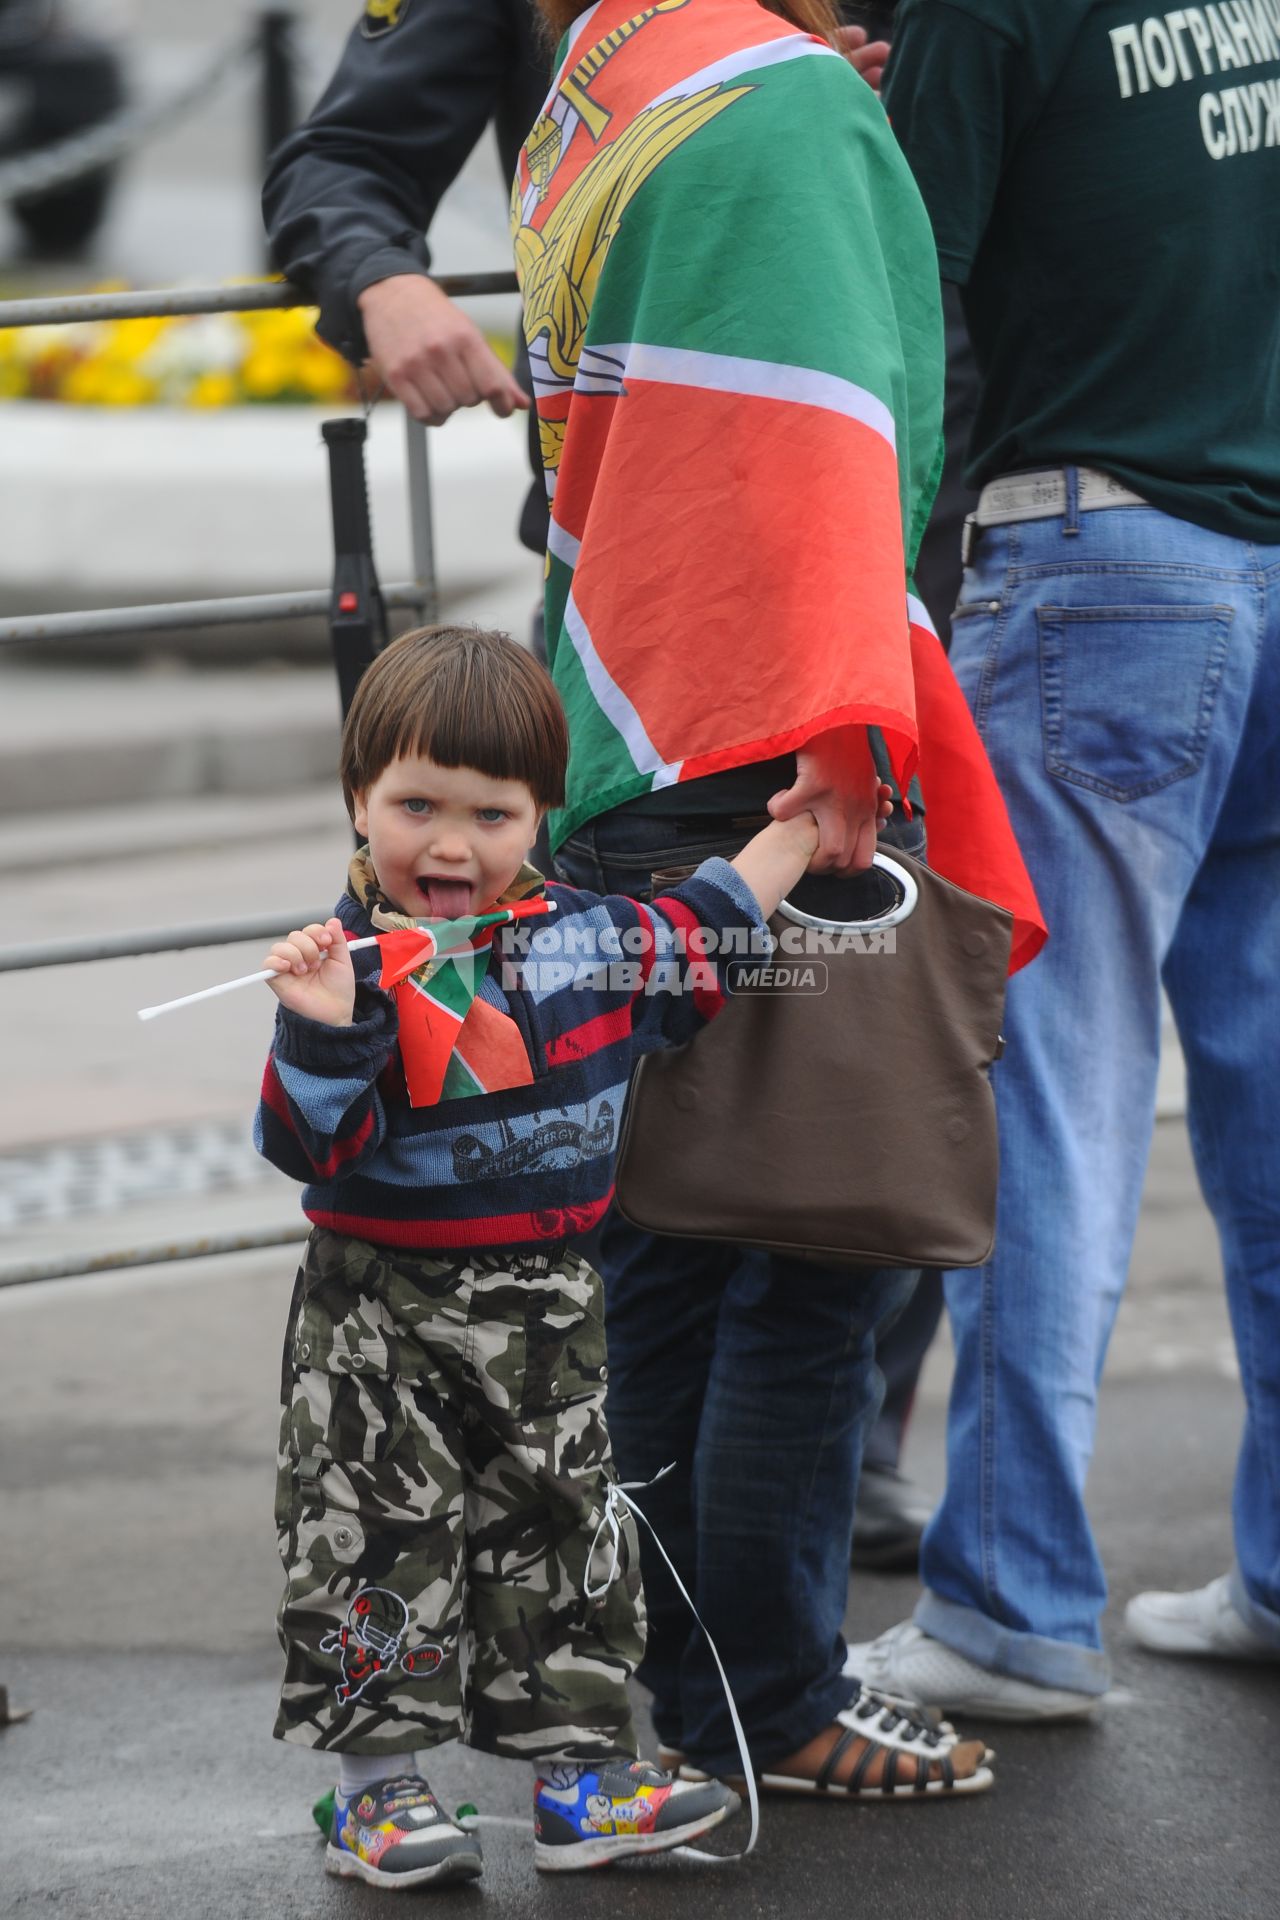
[555,811,920,1772]
[918,493,1280,1691]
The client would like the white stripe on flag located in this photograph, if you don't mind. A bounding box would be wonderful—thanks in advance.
[648,32,839,108]
[398,974,469,1023]
[546,517,582,569]
[564,589,683,789]
[907,593,939,639]
[580,342,897,454]
[575,344,629,396]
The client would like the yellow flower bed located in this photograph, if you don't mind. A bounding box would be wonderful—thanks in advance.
[0,288,360,407]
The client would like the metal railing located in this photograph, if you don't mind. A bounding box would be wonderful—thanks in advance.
[0,272,519,649]
[0,265,521,1286]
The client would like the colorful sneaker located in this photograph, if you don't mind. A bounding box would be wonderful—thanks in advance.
[326,1774,483,1889]
[532,1759,739,1871]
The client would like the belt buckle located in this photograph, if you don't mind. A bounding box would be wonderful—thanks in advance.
[961,514,977,568]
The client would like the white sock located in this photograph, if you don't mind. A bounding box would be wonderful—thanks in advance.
[339,1750,419,1795]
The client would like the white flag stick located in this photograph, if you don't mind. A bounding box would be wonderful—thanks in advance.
[137,936,383,1023]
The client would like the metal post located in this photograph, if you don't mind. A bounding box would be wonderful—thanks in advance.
[322,418,389,724]
[258,7,299,266]
[404,415,440,626]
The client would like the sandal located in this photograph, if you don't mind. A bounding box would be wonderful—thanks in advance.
[757,1689,994,1799]
[657,1690,992,1799]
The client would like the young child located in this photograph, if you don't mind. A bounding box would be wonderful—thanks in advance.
[256,624,890,1889]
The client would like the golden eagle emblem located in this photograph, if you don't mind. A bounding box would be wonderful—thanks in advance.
[513,85,749,476]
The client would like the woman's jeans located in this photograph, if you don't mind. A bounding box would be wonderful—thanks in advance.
[917,499,1280,1691]
[555,809,921,1773]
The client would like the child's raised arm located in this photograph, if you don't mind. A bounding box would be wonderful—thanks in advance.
[729,813,820,921]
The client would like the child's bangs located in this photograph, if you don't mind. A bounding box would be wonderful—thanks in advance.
[340,624,568,815]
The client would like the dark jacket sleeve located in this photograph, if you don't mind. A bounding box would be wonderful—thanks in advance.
[261,0,543,364]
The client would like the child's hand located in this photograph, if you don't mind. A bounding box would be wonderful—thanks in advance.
[263,918,356,1025]
[875,782,895,828]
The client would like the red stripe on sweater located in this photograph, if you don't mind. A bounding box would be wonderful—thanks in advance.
[312,1107,376,1179]
[260,1058,291,1124]
[307,1192,612,1249]
[633,902,658,990]
[652,895,725,1020]
[546,1003,633,1067]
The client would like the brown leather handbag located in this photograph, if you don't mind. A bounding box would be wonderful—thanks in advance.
[614,851,1012,1269]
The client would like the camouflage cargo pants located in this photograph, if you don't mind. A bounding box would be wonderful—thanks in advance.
[274,1228,644,1760]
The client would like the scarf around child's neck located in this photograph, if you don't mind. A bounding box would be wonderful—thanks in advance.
[347,847,550,1106]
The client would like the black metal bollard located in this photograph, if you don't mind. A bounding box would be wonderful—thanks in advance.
[258,6,299,265]
[322,419,390,737]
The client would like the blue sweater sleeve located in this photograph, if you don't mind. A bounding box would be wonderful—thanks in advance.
[528,857,770,1061]
[253,982,398,1185]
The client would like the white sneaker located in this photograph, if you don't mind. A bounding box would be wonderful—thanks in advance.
[843,1621,1101,1723]
[1124,1575,1279,1660]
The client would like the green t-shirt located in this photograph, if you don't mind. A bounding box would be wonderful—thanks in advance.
[883,0,1280,541]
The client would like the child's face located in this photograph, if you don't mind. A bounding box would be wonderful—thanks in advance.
[353,753,543,919]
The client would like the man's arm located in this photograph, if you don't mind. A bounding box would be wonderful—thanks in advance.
[262,0,532,420]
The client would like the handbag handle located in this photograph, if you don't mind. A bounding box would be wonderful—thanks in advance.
[776,851,919,933]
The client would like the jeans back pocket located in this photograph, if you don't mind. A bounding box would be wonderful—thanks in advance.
[1037,601,1232,802]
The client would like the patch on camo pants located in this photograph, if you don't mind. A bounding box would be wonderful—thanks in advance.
[318,1587,446,1702]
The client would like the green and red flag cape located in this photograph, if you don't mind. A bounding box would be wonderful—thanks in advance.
[513,0,1045,971]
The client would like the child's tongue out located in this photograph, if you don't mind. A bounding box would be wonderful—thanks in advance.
[419,876,473,920]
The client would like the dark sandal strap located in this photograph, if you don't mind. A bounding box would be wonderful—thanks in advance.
[844,1735,882,1795]
[815,1725,861,1793]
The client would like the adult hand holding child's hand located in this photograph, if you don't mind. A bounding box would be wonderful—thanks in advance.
[770,726,894,875]
[263,918,356,1026]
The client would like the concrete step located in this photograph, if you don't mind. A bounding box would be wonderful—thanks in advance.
[0,398,536,618]
[0,662,343,816]
[0,780,346,874]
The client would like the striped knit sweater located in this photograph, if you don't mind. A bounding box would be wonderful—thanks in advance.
[254,857,767,1250]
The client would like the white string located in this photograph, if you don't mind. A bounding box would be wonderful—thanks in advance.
[585,1466,759,1862]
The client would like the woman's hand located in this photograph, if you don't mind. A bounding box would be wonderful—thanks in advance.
[263,918,356,1026]
[768,726,890,874]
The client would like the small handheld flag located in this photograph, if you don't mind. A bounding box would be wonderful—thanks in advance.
[135,902,555,1024]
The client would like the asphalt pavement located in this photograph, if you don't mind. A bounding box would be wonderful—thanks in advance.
[2,1299,1273,1920]
[2,1109,1274,1920]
